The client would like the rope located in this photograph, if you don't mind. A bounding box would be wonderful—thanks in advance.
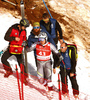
[42,0,53,18]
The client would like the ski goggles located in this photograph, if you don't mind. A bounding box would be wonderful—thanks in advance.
[38,38,45,42]
[60,47,66,49]
[33,26,40,29]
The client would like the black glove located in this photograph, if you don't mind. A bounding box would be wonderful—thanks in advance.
[53,53,63,68]
[57,53,63,62]
[22,41,27,47]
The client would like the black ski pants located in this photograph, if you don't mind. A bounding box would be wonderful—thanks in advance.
[1,48,27,74]
[60,66,79,95]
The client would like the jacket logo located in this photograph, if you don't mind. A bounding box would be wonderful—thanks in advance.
[51,24,54,28]
[15,33,17,35]
[21,20,27,26]
[66,53,68,57]
[15,49,18,52]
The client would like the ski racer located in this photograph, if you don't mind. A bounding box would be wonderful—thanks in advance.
[27,32,63,91]
[27,22,56,67]
[1,18,29,83]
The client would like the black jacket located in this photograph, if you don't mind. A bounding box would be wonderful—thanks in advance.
[4,24,19,41]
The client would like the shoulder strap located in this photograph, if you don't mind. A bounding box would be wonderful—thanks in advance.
[69,49,72,59]
[67,44,78,61]
[58,49,61,53]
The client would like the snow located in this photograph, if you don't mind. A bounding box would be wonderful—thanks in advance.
[0,9,90,99]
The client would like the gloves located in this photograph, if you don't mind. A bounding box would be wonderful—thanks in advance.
[0,50,3,56]
[22,41,27,47]
[59,55,64,62]
[57,53,64,62]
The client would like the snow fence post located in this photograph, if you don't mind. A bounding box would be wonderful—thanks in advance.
[20,64,24,100]
[58,73,62,100]
[16,64,22,100]
[20,0,24,19]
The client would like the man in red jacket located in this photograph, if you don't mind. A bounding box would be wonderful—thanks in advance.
[1,18,29,82]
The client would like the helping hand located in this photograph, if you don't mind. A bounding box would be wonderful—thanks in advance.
[70,73,74,77]
[15,37,20,41]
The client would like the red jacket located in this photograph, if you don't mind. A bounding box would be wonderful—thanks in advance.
[9,28,26,46]
[4,24,26,54]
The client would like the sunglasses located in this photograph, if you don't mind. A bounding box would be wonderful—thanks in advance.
[60,47,66,49]
[33,26,40,29]
[38,38,45,42]
[43,18,49,22]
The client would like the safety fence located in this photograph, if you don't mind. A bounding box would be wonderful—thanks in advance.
[0,64,59,100]
[0,63,90,100]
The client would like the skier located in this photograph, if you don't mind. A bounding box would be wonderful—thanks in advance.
[28,22,56,67]
[1,18,29,83]
[53,42,79,99]
[27,32,63,91]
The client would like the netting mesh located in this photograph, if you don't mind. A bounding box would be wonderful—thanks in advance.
[0,63,90,100]
[0,64,59,100]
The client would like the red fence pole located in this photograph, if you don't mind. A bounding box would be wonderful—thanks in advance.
[16,64,22,100]
[20,64,24,100]
[58,73,62,100]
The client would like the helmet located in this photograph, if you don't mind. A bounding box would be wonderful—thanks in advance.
[38,32,48,41]
[20,18,30,27]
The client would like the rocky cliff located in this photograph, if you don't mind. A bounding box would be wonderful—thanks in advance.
[0,0,90,61]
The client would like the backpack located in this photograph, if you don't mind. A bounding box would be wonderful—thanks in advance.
[67,44,78,62]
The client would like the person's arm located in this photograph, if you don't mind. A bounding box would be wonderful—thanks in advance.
[27,35,33,47]
[56,20,63,39]
[50,43,63,68]
[4,26,15,41]
[26,42,37,52]
[50,43,58,54]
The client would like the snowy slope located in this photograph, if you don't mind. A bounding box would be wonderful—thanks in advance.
[0,64,59,100]
[0,8,90,100]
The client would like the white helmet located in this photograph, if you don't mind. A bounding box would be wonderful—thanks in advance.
[38,32,48,41]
